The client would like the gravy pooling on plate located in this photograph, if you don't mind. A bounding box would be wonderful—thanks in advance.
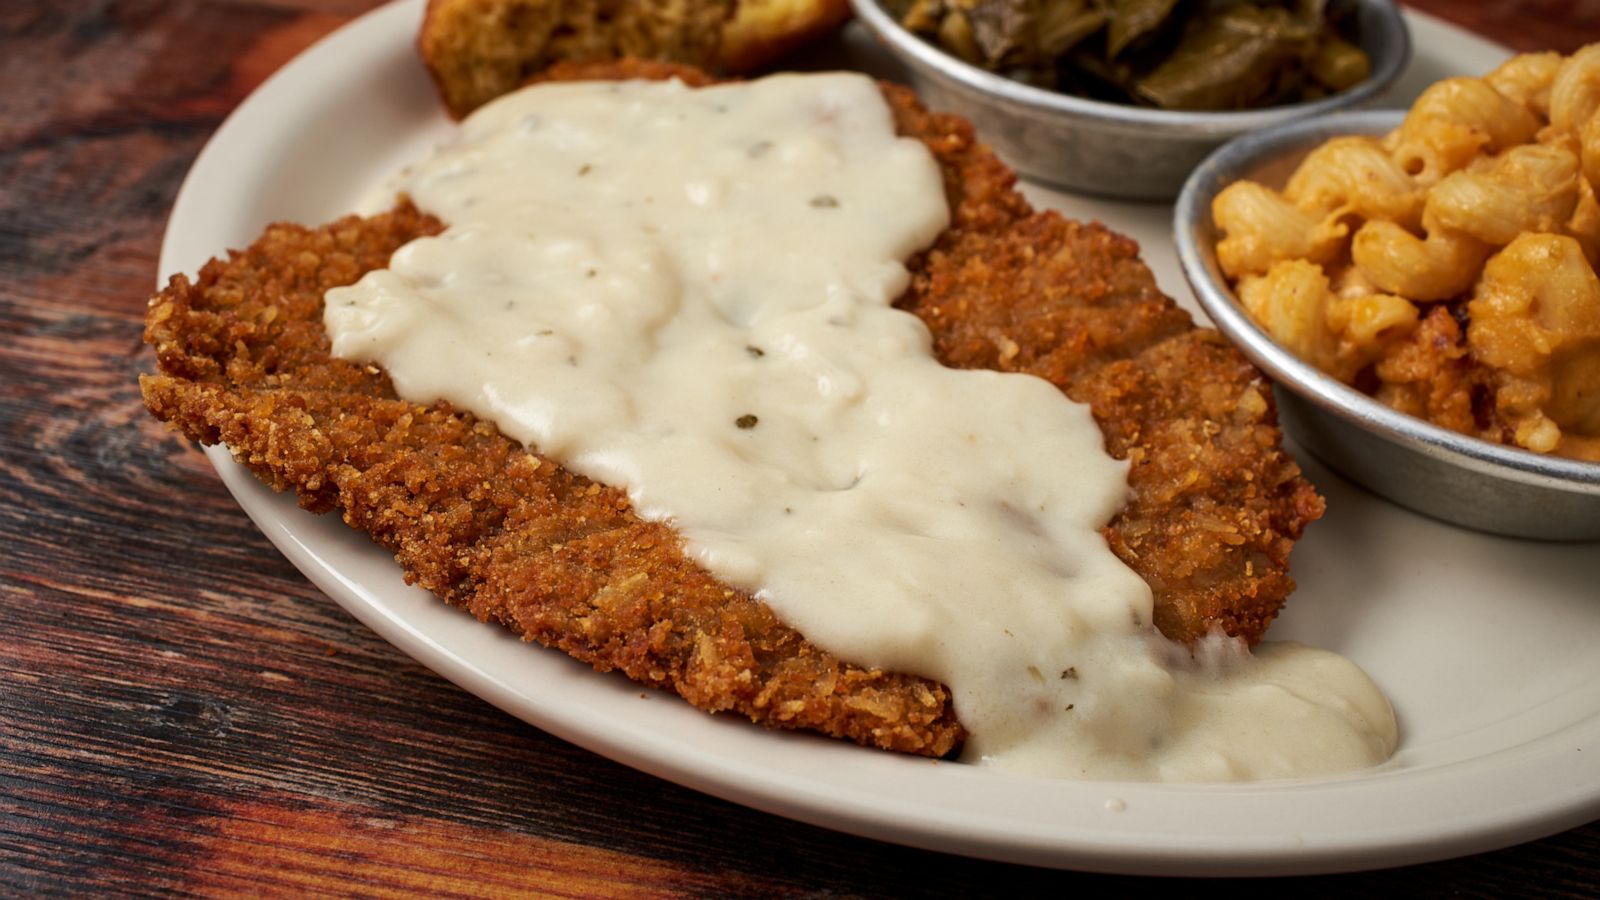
[324,72,1396,780]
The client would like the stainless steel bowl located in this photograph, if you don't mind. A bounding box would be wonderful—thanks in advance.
[1175,109,1600,541]
[848,0,1411,200]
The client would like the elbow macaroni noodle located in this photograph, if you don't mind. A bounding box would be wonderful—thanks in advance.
[1213,46,1600,462]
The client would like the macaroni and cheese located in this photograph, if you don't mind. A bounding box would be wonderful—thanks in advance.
[1214,46,1600,462]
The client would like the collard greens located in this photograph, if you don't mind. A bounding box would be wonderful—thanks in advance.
[890,0,1371,110]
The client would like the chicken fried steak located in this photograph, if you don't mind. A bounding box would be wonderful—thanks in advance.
[142,61,1322,757]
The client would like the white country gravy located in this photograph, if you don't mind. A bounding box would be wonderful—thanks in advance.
[325,73,1396,780]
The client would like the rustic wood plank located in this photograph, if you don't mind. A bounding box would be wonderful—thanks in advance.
[1404,0,1600,53]
[3,0,1598,895]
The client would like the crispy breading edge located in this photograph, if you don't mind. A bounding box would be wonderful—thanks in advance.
[141,61,1321,757]
[141,203,966,757]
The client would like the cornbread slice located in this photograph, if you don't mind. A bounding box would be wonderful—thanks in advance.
[418,0,852,117]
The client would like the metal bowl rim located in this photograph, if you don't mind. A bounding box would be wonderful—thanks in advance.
[848,0,1412,137]
[1174,108,1600,495]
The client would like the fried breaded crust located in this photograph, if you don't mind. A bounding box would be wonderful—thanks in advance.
[143,62,1322,757]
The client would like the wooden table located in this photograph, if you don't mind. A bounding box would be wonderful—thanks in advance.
[5,1,1598,894]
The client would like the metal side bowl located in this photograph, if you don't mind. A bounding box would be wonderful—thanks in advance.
[1174,109,1600,541]
[849,0,1410,200]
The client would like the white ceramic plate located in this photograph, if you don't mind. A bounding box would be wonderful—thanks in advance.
[159,0,1600,875]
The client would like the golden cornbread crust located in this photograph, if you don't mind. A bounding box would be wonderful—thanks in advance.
[142,61,1322,757]
[418,0,851,118]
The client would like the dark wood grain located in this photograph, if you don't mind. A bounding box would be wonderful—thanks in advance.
[1403,0,1600,53]
[3,1,1598,895]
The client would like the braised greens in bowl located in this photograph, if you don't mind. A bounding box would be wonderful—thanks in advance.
[887,0,1372,111]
